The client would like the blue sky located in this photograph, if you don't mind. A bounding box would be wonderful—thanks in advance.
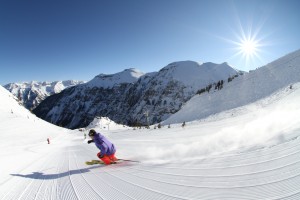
[1,0,300,85]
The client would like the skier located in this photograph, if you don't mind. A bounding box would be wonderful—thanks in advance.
[47,138,50,144]
[87,129,117,165]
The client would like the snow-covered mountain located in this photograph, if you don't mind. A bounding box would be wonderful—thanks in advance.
[87,68,144,88]
[4,80,84,110]
[33,62,239,129]
[164,49,300,124]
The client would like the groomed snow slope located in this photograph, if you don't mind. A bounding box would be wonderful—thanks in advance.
[1,81,300,199]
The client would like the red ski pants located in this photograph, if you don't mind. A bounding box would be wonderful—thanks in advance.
[97,152,117,165]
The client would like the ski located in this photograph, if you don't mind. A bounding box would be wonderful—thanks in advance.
[85,160,105,165]
[117,158,139,163]
[85,159,139,165]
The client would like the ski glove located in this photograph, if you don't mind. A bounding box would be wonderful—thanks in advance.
[87,140,94,144]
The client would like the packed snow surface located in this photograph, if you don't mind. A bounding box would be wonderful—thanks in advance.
[1,78,300,199]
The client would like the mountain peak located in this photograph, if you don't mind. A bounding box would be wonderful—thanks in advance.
[87,68,144,88]
[159,61,238,88]
[161,61,201,70]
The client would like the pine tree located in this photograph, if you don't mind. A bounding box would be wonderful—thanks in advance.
[158,123,161,129]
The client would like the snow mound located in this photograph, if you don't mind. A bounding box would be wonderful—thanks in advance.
[86,116,129,130]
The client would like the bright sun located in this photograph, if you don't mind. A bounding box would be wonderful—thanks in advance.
[220,17,268,70]
[240,39,258,56]
[232,33,263,69]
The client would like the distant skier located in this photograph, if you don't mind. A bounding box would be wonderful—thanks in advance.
[47,138,50,144]
[87,129,117,165]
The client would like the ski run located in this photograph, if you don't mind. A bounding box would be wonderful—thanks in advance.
[1,50,300,199]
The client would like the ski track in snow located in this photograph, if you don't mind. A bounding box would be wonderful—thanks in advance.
[1,127,300,199]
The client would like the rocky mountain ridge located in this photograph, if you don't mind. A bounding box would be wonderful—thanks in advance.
[33,61,240,129]
[4,80,84,110]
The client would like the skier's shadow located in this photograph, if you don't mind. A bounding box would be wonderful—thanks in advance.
[10,166,102,180]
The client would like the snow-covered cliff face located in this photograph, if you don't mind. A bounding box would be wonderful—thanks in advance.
[4,80,84,110]
[33,62,239,129]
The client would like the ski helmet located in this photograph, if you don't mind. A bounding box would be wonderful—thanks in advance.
[89,129,96,136]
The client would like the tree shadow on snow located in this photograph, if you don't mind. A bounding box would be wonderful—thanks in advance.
[10,165,102,180]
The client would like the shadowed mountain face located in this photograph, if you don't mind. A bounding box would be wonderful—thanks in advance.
[33,62,239,129]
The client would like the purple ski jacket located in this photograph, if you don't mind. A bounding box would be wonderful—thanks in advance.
[93,133,116,157]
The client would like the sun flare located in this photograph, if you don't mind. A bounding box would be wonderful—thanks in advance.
[221,16,269,70]
[227,29,265,70]
[240,39,258,56]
